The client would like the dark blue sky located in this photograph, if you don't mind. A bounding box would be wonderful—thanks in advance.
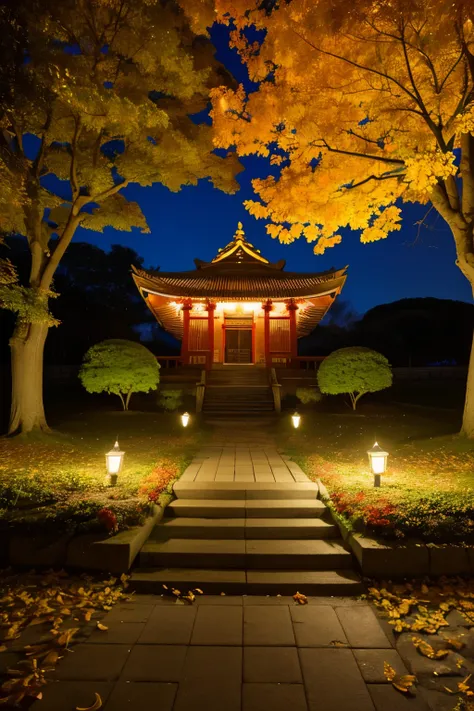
[77,24,472,316]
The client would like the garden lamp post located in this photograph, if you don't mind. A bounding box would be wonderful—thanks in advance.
[292,411,301,429]
[105,440,124,486]
[181,412,190,427]
[367,442,389,487]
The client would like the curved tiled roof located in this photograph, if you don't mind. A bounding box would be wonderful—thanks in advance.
[132,223,347,338]
[132,265,347,300]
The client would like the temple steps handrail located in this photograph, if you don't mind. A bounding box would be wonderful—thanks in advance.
[195,370,206,413]
[269,367,282,414]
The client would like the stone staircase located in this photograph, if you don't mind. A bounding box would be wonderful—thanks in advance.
[202,365,275,415]
[130,480,362,596]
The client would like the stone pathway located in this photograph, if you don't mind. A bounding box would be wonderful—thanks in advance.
[180,445,307,483]
[39,594,431,711]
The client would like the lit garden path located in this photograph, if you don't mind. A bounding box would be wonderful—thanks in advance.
[38,594,430,711]
[180,445,308,484]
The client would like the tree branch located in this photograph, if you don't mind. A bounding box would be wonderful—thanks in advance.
[90,179,129,204]
[349,172,405,189]
[290,25,421,106]
[39,211,82,290]
[461,132,474,221]
[317,139,404,165]
[70,116,82,200]
[33,110,53,179]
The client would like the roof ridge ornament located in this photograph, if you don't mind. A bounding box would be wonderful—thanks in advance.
[234,221,245,241]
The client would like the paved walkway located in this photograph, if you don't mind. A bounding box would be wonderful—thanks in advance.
[180,446,309,483]
[39,595,430,711]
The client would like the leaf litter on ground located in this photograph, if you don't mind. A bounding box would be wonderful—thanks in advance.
[369,577,474,704]
[0,569,130,706]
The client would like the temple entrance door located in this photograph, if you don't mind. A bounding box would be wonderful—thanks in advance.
[225,329,253,363]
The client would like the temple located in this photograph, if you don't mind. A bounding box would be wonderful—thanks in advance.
[132,223,347,368]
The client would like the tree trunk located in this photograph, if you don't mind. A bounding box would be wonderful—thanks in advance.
[125,389,133,411]
[8,320,50,435]
[462,332,474,438]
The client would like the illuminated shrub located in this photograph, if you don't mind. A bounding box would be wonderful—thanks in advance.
[296,387,323,405]
[317,346,392,410]
[79,339,160,410]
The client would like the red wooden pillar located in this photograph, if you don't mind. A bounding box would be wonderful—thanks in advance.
[263,300,273,367]
[207,301,216,369]
[287,300,298,366]
[181,300,192,365]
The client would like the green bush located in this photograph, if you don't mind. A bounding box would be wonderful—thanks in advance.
[296,387,323,405]
[317,346,392,410]
[79,339,160,410]
[158,389,183,412]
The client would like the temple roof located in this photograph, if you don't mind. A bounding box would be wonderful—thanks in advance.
[132,222,347,301]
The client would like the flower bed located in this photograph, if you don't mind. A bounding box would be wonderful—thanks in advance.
[302,450,474,543]
[0,412,199,539]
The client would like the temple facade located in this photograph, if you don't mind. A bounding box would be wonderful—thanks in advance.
[132,223,347,368]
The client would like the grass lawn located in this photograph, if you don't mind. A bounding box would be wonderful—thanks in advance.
[278,401,474,543]
[0,410,204,537]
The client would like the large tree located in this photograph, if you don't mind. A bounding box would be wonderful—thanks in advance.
[0,0,240,435]
[200,0,474,434]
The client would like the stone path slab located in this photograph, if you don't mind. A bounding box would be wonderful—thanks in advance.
[38,595,422,711]
[180,447,308,483]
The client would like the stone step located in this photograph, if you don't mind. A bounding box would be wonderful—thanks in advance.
[173,481,317,500]
[129,568,364,596]
[203,405,274,411]
[202,401,274,408]
[152,517,339,540]
[139,538,351,570]
[167,499,327,518]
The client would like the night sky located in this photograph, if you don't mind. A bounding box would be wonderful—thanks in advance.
[77,25,472,317]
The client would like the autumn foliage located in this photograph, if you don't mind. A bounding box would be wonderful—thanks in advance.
[178,0,474,435]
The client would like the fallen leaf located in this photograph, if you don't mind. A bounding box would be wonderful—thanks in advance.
[76,692,102,711]
[57,627,79,647]
[293,592,308,605]
[43,650,60,667]
[96,623,108,632]
[412,636,450,660]
[329,640,347,647]
[384,662,416,694]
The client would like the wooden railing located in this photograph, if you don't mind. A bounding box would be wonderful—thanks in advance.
[292,356,326,370]
[269,367,282,413]
[196,370,206,413]
[156,356,182,369]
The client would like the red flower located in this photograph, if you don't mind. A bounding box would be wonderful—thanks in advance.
[97,508,118,533]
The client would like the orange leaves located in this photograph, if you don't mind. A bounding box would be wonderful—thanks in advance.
[360,206,402,244]
[412,636,450,660]
[0,571,128,707]
[293,592,308,605]
[208,0,474,258]
[384,662,417,694]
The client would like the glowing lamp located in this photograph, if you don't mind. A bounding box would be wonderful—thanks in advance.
[105,440,124,486]
[181,412,190,427]
[367,442,389,487]
[292,411,301,429]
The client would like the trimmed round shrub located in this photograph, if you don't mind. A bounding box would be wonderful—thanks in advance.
[79,339,160,410]
[158,389,183,412]
[296,387,323,405]
[317,346,392,410]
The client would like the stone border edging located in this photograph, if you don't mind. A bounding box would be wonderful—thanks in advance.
[7,505,164,574]
[317,478,474,578]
